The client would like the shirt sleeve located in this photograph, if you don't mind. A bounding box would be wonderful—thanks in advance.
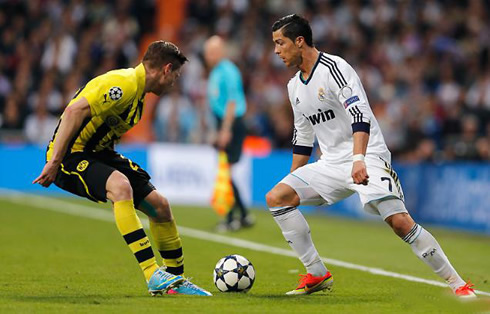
[326,57,371,134]
[291,97,315,156]
[78,73,137,117]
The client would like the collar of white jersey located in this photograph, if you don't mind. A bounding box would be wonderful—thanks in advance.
[135,63,146,99]
[299,52,323,85]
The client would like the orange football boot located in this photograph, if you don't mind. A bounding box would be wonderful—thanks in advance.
[454,281,476,299]
[286,272,333,295]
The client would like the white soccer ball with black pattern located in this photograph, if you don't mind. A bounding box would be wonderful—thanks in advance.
[213,254,255,292]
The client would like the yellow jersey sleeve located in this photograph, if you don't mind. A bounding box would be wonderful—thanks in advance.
[75,70,138,117]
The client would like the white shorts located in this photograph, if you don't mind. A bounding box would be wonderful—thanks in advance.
[280,155,407,220]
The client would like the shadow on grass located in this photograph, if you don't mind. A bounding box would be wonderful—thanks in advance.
[8,294,149,305]
[250,293,384,304]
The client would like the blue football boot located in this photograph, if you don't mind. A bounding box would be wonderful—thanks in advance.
[169,278,212,296]
[148,267,185,296]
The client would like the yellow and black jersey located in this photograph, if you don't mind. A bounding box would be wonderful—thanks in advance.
[47,64,146,161]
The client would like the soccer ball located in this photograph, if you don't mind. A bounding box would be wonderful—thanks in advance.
[213,254,255,292]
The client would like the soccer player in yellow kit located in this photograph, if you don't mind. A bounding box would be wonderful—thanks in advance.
[33,41,211,296]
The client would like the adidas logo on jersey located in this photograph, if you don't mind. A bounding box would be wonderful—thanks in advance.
[307,109,335,125]
[295,98,301,105]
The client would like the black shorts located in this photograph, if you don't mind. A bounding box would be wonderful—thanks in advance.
[53,150,155,207]
[216,116,246,164]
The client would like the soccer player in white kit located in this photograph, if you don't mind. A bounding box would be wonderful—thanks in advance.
[267,14,475,298]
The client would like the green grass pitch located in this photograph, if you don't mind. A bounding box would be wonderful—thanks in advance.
[0,194,489,313]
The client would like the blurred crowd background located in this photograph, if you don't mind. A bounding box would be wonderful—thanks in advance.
[0,0,489,162]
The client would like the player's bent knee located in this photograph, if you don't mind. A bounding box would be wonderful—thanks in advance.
[155,195,172,221]
[143,192,173,222]
[159,194,170,210]
[266,189,283,207]
[106,171,133,202]
[386,213,415,238]
[266,184,300,208]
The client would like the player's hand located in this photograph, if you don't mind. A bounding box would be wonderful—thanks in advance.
[352,160,369,185]
[33,161,60,187]
[217,129,232,150]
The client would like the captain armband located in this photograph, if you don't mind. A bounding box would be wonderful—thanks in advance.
[352,122,370,134]
[292,145,313,156]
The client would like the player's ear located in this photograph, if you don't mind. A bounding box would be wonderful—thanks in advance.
[295,36,304,48]
[163,63,173,74]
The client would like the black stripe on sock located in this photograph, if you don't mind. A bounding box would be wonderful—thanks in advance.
[403,227,415,242]
[123,228,147,245]
[271,206,297,217]
[134,247,155,263]
[159,247,183,259]
[403,224,419,242]
[166,265,184,276]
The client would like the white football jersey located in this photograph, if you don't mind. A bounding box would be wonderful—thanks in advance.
[287,52,391,163]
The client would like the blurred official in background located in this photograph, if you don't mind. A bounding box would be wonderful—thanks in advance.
[204,35,254,232]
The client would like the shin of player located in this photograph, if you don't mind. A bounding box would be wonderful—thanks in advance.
[106,171,159,281]
[139,194,184,276]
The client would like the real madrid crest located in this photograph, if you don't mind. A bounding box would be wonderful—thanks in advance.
[318,87,326,101]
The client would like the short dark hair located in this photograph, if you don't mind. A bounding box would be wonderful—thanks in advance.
[272,14,313,47]
[143,40,188,70]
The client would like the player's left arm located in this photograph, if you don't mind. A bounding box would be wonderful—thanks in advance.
[328,59,372,185]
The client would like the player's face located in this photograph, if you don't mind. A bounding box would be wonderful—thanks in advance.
[155,65,181,95]
[273,29,302,68]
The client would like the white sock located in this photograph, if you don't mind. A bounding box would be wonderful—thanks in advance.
[403,223,466,291]
[271,206,327,277]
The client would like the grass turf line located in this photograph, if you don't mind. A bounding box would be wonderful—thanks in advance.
[0,195,489,313]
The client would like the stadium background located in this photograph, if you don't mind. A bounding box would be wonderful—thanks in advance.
[0,0,489,235]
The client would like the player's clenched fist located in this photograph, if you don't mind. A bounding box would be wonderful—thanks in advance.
[33,161,60,187]
[351,160,369,185]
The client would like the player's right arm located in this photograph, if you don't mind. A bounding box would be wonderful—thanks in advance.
[289,87,315,172]
[33,97,91,187]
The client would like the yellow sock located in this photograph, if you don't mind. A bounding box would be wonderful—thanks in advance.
[114,200,158,282]
[150,219,184,275]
